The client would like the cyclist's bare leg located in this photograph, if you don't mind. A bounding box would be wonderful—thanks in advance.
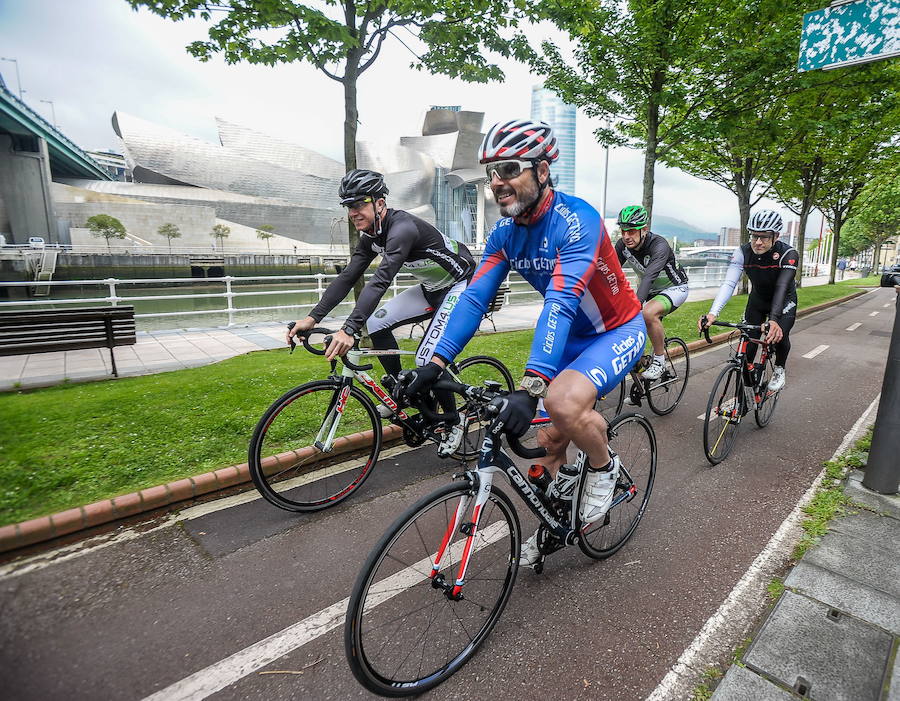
[544,370,610,468]
[642,299,667,356]
[536,424,568,477]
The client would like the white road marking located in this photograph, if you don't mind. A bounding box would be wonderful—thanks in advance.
[870,311,879,317]
[646,395,880,701]
[802,344,829,359]
[141,521,510,701]
[698,397,737,421]
[884,303,892,308]
[846,322,861,331]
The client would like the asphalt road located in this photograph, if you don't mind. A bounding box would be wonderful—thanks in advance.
[1,287,894,701]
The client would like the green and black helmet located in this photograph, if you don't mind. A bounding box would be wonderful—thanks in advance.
[617,205,649,230]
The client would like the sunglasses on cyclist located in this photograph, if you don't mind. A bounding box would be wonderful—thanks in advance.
[342,196,374,210]
[485,159,536,180]
[749,232,774,241]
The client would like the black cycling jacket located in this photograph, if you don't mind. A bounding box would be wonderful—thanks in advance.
[710,240,799,321]
[614,231,689,303]
[310,209,475,334]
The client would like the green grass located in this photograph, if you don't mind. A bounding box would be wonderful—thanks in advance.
[0,283,867,526]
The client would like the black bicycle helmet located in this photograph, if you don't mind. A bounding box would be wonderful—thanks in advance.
[338,169,389,206]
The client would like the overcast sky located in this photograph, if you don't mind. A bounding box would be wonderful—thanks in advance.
[0,0,802,233]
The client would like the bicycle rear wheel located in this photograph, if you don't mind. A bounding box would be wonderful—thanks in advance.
[248,380,381,511]
[345,481,520,697]
[703,365,743,465]
[578,413,657,559]
[754,356,781,427]
[450,355,514,460]
[646,337,690,415]
[596,379,626,421]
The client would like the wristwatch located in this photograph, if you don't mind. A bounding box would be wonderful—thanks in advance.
[521,375,548,399]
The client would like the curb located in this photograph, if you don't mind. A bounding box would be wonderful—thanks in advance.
[0,288,871,555]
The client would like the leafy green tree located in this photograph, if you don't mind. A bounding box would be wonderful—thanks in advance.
[838,164,900,269]
[128,0,537,256]
[158,222,181,252]
[211,223,231,251]
[256,224,275,254]
[86,214,127,253]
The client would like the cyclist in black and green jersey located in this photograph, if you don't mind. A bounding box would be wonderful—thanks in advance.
[614,205,689,380]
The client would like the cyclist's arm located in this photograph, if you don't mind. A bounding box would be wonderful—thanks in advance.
[769,247,798,321]
[309,243,375,324]
[708,247,745,316]
[526,211,601,381]
[342,225,416,335]
[432,228,510,364]
[614,238,627,266]
[635,236,673,303]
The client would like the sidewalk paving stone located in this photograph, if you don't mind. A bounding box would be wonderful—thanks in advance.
[713,665,796,700]
[743,590,892,701]
[846,470,900,519]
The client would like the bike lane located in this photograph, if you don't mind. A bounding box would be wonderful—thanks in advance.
[0,287,892,701]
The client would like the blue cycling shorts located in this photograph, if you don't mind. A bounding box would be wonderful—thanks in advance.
[557,313,647,398]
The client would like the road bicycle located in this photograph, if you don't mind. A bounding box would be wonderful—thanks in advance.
[605,335,691,417]
[247,328,514,512]
[344,378,656,696]
[700,319,782,465]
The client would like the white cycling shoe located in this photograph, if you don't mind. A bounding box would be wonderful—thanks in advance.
[767,366,786,393]
[437,420,465,458]
[376,403,394,419]
[643,357,665,381]
[580,454,621,524]
[519,529,541,567]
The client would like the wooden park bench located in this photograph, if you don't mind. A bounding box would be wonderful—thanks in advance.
[0,306,137,377]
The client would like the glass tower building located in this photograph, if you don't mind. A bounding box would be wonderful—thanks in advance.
[530,85,576,194]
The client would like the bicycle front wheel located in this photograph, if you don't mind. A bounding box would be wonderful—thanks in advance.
[450,355,514,460]
[703,365,743,465]
[578,413,657,559]
[345,481,520,697]
[646,337,690,415]
[248,380,381,511]
[754,357,781,428]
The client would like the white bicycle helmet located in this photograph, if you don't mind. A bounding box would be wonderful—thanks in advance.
[748,209,783,234]
[479,119,559,164]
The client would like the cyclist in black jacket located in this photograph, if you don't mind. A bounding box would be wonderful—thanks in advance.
[287,170,475,450]
[700,209,798,392]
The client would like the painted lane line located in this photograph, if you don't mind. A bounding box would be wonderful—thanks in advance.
[802,345,829,359]
[884,303,892,308]
[697,397,738,421]
[646,395,880,701]
[846,322,862,331]
[141,521,510,701]
[869,311,879,317]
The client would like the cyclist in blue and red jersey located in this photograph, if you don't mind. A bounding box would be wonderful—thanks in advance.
[400,118,646,566]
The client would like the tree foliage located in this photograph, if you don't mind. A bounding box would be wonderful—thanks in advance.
[256,224,275,253]
[158,222,181,252]
[87,214,127,252]
[838,161,900,263]
[211,223,231,249]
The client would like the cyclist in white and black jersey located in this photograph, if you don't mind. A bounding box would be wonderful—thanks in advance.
[699,209,798,392]
[288,169,475,394]
[614,205,690,380]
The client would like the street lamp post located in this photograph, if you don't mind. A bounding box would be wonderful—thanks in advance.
[39,99,57,128]
[600,119,610,224]
[0,57,24,99]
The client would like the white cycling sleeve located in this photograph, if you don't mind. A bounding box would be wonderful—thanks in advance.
[709,247,745,316]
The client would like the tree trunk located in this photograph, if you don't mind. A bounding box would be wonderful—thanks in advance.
[828,211,843,284]
[795,206,809,288]
[641,72,664,224]
[734,159,752,295]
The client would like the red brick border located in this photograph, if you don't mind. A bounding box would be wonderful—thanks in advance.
[0,290,870,555]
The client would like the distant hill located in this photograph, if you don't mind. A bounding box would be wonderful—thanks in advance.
[605,212,718,243]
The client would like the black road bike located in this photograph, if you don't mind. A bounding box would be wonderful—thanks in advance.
[344,378,656,697]
[248,328,514,512]
[700,319,782,465]
[606,335,691,417]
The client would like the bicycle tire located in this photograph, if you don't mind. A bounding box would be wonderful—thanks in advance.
[703,365,743,465]
[754,356,780,428]
[248,380,382,511]
[450,355,514,460]
[578,413,657,559]
[646,337,690,415]
[345,481,520,696]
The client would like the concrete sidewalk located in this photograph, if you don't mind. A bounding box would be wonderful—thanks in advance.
[0,273,855,391]
[712,467,900,701]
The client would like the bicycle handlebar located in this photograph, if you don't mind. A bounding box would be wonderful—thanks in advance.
[699,317,768,345]
[286,324,373,372]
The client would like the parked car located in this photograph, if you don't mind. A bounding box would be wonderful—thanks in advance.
[28,237,45,249]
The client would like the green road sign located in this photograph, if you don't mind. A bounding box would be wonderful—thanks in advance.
[798,0,900,72]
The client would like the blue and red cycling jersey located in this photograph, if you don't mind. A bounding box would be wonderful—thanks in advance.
[434,190,642,381]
